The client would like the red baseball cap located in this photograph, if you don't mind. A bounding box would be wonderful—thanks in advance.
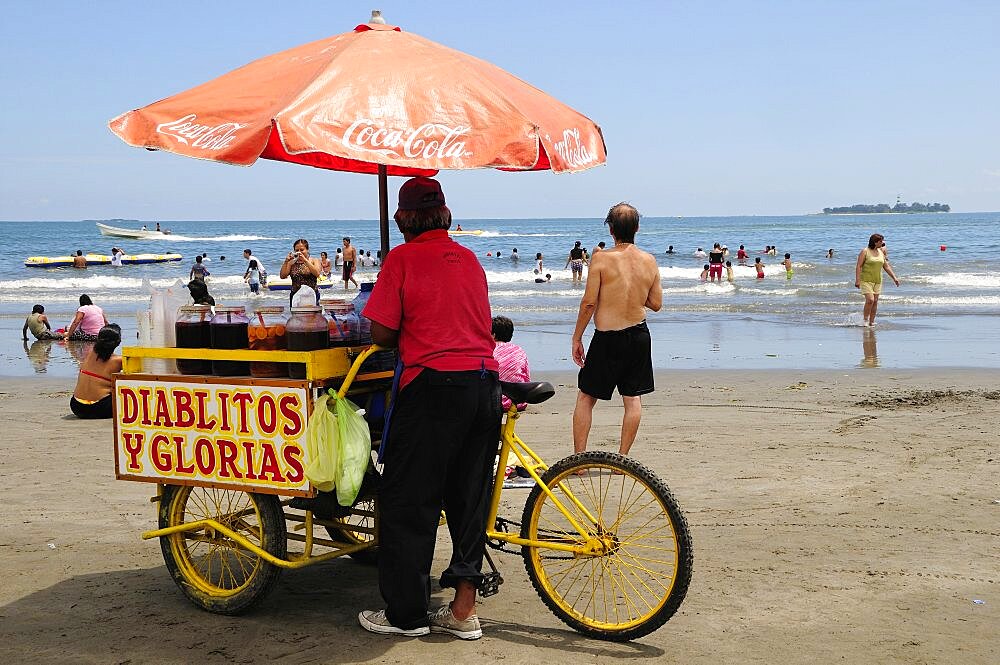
[397,177,446,210]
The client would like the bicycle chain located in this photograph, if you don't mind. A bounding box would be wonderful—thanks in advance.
[488,516,576,560]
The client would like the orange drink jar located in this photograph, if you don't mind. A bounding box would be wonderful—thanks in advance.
[248,306,288,378]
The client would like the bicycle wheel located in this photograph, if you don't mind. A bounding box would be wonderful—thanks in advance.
[158,484,286,615]
[520,451,693,641]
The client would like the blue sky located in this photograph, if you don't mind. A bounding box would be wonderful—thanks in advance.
[1,0,998,220]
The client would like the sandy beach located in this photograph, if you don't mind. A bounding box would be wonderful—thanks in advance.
[1,368,997,664]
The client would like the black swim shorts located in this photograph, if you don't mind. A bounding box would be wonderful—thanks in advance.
[342,260,355,281]
[578,321,654,400]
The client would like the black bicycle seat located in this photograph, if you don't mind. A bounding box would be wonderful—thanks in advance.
[500,381,555,405]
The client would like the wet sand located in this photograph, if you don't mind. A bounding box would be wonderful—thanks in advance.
[0,369,998,664]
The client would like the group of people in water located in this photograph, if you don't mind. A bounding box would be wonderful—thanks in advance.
[183,240,381,298]
[679,234,900,325]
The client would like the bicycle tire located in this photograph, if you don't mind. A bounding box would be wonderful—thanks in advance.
[158,485,286,615]
[520,451,693,641]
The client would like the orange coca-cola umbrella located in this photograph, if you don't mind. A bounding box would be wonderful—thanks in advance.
[109,13,607,254]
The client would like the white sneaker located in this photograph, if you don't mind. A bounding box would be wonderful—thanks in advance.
[358,609,430,637]
[428,605,483,640]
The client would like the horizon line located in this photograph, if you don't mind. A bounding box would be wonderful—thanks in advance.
[2,211,991,223]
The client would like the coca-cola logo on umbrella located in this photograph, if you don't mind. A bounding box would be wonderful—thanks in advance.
[156,114,246,151]
[553,128,598,169]
[341,119,472,162]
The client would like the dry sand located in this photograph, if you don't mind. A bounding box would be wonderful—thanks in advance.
[1,369,998,664]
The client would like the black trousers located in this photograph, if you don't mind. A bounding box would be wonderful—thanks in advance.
[378,368,501,630]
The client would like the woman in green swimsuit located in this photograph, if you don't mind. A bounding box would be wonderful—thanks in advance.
[854,233,900,326]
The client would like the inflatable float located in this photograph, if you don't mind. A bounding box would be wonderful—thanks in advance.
[265,275,336,292]
[25,253,183,268]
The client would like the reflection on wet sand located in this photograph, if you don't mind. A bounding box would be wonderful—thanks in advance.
[860,328,879,368]
[65,340,95,365]
[25,340,54,373]
[23,339,93,374]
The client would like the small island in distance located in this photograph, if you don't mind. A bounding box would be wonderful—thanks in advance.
[822,201,950,214]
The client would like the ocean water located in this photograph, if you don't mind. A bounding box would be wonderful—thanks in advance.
[2,213,998,376]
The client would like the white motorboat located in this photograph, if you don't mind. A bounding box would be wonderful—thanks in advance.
[96,222,171,239]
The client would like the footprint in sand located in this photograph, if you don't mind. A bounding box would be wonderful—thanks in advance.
[834,414,876,434]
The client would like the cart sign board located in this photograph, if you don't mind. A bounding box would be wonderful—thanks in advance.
[114,377,313,496]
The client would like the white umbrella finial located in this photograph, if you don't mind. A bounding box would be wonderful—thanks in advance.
[369,10,386,25]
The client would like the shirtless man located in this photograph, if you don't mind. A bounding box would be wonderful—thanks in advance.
[72,250,87,268]
[342,237,359,290]
[571,203,662,456]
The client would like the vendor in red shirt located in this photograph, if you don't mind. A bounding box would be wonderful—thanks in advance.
[358,177,501,641]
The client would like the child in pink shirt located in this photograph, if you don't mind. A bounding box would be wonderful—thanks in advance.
[491,316,530,411]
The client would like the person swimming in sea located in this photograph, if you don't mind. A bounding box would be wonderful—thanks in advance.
[783,253,793,279]
[754,257,765,279]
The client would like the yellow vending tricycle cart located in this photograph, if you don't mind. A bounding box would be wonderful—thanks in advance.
[114,345,693,641]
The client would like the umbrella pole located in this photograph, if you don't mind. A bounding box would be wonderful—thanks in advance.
[378,164,389,259]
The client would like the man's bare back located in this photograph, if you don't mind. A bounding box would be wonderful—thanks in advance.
[586,244,661,331]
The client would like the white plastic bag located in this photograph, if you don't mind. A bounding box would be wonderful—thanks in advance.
[291,285,316,308]
[139,279,182,373]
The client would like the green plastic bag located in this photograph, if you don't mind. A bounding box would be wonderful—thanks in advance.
[333,394,372,506]
[304,393,339,492]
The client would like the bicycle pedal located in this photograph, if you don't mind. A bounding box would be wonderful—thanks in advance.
[477,572,503,598]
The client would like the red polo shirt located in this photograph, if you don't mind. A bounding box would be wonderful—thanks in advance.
[362,229,499,389]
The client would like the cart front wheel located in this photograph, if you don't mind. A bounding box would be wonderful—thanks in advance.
[520,452,693,641]
[324,494,379,564]
[158,485,286,614]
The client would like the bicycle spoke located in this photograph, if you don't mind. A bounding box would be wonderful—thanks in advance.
[614,549,674,593]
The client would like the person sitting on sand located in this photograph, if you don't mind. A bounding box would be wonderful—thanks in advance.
[64,294,109,341]
[23,304,60,340]
[491,316,530,412]
[70,324,122,419]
